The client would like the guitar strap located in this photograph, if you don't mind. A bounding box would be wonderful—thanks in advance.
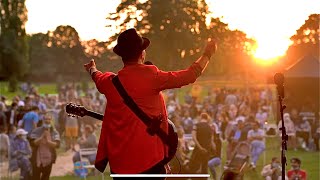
[112,75,170,146]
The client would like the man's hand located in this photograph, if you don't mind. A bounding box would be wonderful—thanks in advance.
[203,38,218,59]
[84,59,97,74]
[200,147,208,154]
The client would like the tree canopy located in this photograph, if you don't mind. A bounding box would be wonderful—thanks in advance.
[106,0,256,76]
[286,14,319,66]
[0,0,29,91]
[28,25,89,82]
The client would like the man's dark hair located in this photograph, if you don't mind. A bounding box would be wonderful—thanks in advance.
[271,157,278,162]
[32,106,40,111]
[291,157,301,165]
[11,102,18,107]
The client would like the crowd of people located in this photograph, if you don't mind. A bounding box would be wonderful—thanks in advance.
[0,82,318,179]
[0,83,102,179]
[162,85,318,179]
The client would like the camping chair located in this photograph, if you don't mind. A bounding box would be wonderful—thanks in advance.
[222,142,250,180]
[79,148,104,180]
[183,133,195,150]
[265,123,278,137]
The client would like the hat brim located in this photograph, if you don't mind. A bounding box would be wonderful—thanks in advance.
[113,37,150,57]
[17,131,28,135]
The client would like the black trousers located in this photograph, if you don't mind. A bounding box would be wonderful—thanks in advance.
[32,164,53,180]
[188,147,210,180]
[111,161,166,180]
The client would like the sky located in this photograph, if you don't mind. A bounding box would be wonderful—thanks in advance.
[25,0,320,60]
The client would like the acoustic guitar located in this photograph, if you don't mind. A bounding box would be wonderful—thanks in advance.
[65,103,178,167]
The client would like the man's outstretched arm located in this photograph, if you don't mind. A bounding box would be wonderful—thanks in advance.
[155,38,217,90]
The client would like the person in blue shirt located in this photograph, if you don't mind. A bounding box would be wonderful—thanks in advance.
[22,106,40,134]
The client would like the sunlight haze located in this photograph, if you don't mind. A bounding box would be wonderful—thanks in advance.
[25,0,320,60]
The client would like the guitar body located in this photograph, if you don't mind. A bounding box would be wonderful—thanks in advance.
[66,103,178,171]
[163,119,178,165]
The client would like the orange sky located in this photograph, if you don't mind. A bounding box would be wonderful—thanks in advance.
[25,0,320,60]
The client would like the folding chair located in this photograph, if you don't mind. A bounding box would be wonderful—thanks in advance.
[79,148,104,180]
[264,123,278,137]
[183,133,195,150]
[222,142,250,180]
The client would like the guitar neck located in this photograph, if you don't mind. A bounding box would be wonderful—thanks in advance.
[86,110,104,121]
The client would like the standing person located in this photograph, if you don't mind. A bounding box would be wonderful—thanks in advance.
[189,113,215,176]
[29,113,60,180]
[5,102,19,129]
[11,128,32,180]
[0,103,7,131]
[22,106,40,134]
[57,104,67,136]
[64,114,79,151]
[84,28,217,177]
[248,121,265,169]
[0,126,9,163]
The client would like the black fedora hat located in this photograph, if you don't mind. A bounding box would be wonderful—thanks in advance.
[113,28,150,60]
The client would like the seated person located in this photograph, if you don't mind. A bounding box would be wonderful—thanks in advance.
[248,121,265,169]
[226,120,247,161]
[278,113,296,150]
[313,120,320,151]
[261,157,282,180]
[287,158,307,180]
[295,118,311,151]
[73,125,97,164]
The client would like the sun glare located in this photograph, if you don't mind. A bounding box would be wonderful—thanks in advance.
[252,37,292,65]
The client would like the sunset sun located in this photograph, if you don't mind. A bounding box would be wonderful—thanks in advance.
[251,36,292,65]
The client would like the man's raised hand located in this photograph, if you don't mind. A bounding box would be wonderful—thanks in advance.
[203,38,218,59]
[84,59,97,72]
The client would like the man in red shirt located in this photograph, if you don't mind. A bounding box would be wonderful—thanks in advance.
[84,28,217,178]
[287,158,307,180]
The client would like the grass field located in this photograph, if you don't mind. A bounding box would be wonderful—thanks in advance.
[0,82,58,101]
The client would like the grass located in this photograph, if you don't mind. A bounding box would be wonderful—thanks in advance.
[0,82,58,102]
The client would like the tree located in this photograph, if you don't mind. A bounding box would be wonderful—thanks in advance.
[28,26,90,82]
[0,0,29,91]
[82,39,108,58]
[285,14,319,66]
[82,39,122,72]
[47,25,88,81]
[106,0,256,76]
[28,33,57,81]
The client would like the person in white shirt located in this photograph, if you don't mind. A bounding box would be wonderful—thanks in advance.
[278,113,297,150]
[248,121,265,169]
[261,157,284,180]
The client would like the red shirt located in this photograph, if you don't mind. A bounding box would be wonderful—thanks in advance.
[93,63,201,173]
[287,169,307,180]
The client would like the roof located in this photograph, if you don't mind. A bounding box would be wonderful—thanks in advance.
[285,55,320,78]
